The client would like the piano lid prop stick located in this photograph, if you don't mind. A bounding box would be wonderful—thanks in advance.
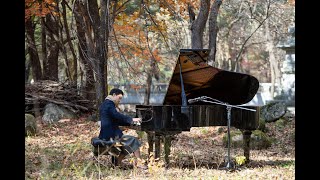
[195,96,256,112]
[200,100,256,111]
[178,57,187,107]
[187,97,202,104]
[178,57,189,115]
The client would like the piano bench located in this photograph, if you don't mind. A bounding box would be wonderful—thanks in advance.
[91,137,122,157]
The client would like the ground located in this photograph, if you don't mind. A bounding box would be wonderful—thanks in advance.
[25,115,295,179]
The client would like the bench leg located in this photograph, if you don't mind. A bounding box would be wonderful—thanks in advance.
[111,156,118,165]
[93,146,120,166]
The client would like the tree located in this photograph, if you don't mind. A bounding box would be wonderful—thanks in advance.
[208,0,223,62]
[188,0,210,49]
[25,17,42,81]
[73,0,109,106]
[25,0,294,111]
[25,0,63,81]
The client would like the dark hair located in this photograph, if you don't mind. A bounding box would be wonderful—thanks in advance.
[109,88,124,95]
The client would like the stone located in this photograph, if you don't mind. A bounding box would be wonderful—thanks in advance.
[260,101,286,123]
[42,103,77,123]
[25,114,37,136]
[250,130,272,150]
[223,130,272,150]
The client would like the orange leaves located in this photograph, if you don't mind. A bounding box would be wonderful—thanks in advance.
[160,0,199,20]
[139,49,148,57]
[151,49,161,62]
[25,0,58,21]
[109,1,171,72]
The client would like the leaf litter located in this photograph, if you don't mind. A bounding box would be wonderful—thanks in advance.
[26,116,295,179]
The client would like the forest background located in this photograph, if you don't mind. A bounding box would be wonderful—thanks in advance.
[25,0,295,110]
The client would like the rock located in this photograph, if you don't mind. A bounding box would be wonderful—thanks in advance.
[87,113,98,122]
[260,102,287,123]
[282,109,295,121]
[42,103,77,123]
[25,114,37,136]
[223,130,242,148]
[223,130,272,150]
[250,130,272,150]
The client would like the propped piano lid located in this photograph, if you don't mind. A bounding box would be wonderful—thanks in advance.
[163,49,260,105]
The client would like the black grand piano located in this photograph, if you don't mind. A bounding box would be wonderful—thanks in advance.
[129,49,261,167]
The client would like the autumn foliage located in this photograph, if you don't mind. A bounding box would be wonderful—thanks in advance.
[25,0,59,21]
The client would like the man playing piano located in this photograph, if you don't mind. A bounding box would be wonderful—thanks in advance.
[98,88,147,170]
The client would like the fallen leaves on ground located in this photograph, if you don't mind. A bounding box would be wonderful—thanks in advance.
[25,117,295,179]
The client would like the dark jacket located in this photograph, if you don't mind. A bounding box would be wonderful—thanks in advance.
[98,99,133,140]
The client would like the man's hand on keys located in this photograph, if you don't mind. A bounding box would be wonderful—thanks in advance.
[132,118,142,125]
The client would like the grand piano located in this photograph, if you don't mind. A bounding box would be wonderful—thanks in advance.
[129,49,261,166]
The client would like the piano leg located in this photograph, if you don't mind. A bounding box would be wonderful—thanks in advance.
[147,131,154,157]
[146,132,164,163]
[155,134,161,160]
[164,135,173,166]
[146,132,161,161]
[242,130,252,162]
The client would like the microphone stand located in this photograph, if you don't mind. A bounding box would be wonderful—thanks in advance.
[188,96,256,170]
[226,105,233,169]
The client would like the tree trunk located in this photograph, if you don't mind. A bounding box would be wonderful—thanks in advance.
[25,58,31,83]
[95,64,105,106]
[88,0,108,105]
[25,18,42,81]
[144,74,152,105]
[40,17,47,79]
[208,0,223,63]
[62,0,78,85]
[75,0,109,106]
[216,41,231,70]
[265,19,281,98]
[79,44,95,101]
[190,0,210,49]
[144,62,152,105]
[59,25,71,81]
[100,0,109,99]
[45,14,60,81]
[74,1,96,101]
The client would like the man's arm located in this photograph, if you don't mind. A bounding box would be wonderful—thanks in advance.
[109,105,133,124]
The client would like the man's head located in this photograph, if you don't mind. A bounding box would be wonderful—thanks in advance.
[109,88,124,104]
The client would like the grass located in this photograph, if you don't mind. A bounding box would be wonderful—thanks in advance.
[25,117,295,179]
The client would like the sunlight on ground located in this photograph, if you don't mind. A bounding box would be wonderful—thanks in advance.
[25,118,295,179]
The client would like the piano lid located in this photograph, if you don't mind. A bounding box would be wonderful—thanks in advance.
[163,49,260,105]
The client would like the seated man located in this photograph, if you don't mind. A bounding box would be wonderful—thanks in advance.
[98,88,147,169]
